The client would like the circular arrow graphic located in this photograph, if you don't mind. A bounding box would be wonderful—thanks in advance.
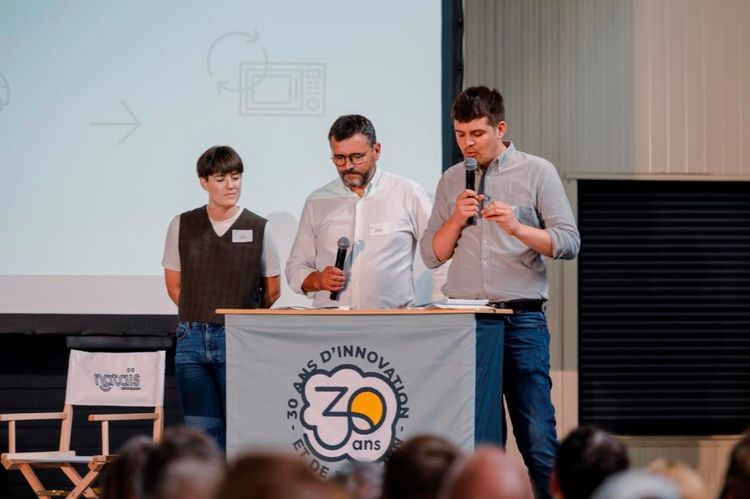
[207,30,270,94]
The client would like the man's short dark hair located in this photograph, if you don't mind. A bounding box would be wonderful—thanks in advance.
[328,114,377,145]
[196,145,244,178]
[141,427,224,499]
[216,452,346,499]
[555,426,629,499]
[451,86,505,126]
[382,434,460,499]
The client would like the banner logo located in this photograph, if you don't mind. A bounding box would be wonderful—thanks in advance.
[287,346,409,476]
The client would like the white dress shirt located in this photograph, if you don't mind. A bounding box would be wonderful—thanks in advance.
[286,168,433,309]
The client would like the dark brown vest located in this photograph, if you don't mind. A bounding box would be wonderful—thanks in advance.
[178,206,266,324]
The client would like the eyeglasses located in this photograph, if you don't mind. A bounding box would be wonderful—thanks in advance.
[331,148,370,167]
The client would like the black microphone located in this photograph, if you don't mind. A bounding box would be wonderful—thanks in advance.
[330,236,350,301]
[465,157,478,225]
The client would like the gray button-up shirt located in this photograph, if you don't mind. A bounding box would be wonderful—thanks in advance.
[420,142,580,301]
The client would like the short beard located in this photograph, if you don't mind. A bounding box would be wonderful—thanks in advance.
[340,166,375,189]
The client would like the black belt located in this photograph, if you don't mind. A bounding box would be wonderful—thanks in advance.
[489,299,546,312]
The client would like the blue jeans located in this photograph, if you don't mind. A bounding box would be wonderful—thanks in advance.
[175,321,227,451]
[476,311,558,499]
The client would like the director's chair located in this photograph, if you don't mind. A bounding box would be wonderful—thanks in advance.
[0,349,166,498]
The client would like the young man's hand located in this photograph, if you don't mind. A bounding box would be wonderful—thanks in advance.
[450,189,485,227]
[481,201,521,235]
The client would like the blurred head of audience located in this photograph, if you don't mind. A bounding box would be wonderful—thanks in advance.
[102,424,748,499]
[141,426,225,499]
[381,434,460,499]
[552,425,630,499]
[648,459,706,499]
[441,445,532,499]
[721,432,750,499]
[332,462,381,499]
[591,469,681,499]
[101,435,157,499]
[216,451,349,499]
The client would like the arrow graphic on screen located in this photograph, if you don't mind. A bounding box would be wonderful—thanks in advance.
[91,100,141,145]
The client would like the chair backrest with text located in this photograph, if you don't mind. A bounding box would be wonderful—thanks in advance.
[66,349,165,409]
[66,349,166,452]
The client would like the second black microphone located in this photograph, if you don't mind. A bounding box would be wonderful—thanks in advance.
[330,236,350,301]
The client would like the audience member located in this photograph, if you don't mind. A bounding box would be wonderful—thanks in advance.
[381,434,460,499]
[591,469,681,499]
[441,445,533,499]
[648,459,706,499]
[216,451,349,499]
[552,425,629,499]
[104,424,733,499]
[332,462,381,499]
[141,427,225,499]
[101,436,157,499]
[720,432,750,499]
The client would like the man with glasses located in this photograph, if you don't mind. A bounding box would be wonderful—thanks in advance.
[286,114,433,309]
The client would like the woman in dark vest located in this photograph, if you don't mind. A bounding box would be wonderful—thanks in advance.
[162,145,281,450]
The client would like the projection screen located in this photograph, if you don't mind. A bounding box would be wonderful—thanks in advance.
[0,0,443,313]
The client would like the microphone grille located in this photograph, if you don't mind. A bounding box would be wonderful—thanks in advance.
[465,157,478,171]
[337,237,351,249]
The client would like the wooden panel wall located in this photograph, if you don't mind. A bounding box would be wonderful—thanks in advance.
[464,0,750,177]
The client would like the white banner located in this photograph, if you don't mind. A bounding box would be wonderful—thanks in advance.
[65,350,166,407]
[226,313,476,477]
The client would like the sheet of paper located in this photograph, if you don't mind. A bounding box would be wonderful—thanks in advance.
[435,299,489,307]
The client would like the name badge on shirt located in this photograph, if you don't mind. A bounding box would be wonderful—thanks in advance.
[369,222,392,236]
[232,229,253,243]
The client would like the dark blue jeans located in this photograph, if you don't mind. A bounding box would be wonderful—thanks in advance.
[475,311,558,499]
[175,321,227,451]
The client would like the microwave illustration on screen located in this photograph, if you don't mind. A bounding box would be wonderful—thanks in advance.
[239,62,325,116]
